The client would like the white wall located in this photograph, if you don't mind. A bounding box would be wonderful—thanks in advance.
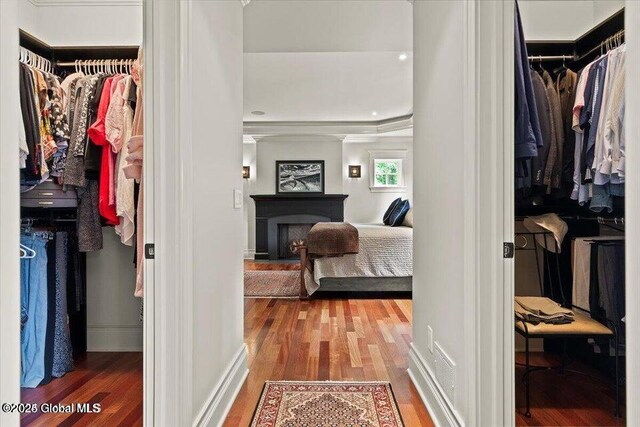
[86,230,141,351]
[519,0,624,40]
[411,0,468,423]
[343,138,413,223]
[18,1,142,46]
[18,0,38,37]
[593,0,625,23]
[188,1,245,421]
[255,135,344,194]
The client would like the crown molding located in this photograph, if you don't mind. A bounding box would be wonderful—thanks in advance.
[28,0,141,6]
[240,0,251,7]
[252,134,346,144]
[343,135,413,144]
[243,135,256,144]
[243,114,413,136]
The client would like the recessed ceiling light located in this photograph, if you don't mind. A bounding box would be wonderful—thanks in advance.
[398,53,408,61]
[251,110,266,116]
[371,111,378,117]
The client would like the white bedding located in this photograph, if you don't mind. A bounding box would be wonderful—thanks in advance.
[305,223,413,294]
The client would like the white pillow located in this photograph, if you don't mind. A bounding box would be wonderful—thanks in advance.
[402,208,413,227]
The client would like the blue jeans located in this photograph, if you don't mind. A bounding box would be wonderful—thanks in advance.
[20,234,49,388]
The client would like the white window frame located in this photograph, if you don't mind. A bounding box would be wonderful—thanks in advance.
[369,150,407,192]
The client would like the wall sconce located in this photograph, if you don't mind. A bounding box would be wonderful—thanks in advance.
[243,166,251,179]
[348,165,361,178]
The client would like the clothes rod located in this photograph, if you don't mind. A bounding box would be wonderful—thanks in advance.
[528,54,575,62]
[56,59,135,67]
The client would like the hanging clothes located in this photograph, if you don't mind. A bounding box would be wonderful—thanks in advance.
[514,1,543,167]
[557,69,578,197]
[64,75,98,189]
[530,70,552,194]
[515,16,626,212]
[123,48,145,297]
[52,232,74,378]
[603,52,625,184]
[20,233,50,388]
[20,51,142,256]
[87,76,120,225]
[542,70,564,191]
[111,76,136,246]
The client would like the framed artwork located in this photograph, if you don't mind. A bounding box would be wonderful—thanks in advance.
[276,160,325,194]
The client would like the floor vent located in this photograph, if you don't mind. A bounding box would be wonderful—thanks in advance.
[434,342,456,404]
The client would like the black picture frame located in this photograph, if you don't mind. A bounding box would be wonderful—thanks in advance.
[276,160,325,194]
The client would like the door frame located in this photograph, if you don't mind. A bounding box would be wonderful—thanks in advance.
[471,1,515,425]
[624,1,640,423]
[0,1,22,425]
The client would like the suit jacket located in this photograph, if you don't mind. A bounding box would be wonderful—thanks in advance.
[530,70,552,188]
[543,70,564,191]
[556,69,578,196]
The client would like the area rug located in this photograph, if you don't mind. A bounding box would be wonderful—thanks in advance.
[250,381,404,427]
[244,271,300,298]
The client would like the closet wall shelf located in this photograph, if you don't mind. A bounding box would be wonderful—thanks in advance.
[19,29,139,71]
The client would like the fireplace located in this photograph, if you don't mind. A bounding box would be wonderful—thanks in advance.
[278,223,313,259]
[251,194,348,260]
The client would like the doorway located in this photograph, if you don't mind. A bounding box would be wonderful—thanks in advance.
[0,1,151,425]
[232,1,423,424]
[508,1,639,425]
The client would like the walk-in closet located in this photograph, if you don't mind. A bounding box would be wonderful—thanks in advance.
[16,2,144,424]
[514,2,626,425]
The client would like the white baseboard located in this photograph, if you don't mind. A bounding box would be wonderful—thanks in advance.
[193,345,249,427]
[243,249,256,259]
[408,344,464,427]
[87,325,143,352]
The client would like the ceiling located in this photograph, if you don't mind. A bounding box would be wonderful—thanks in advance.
[243,0,413,123]
[518,0,624,41]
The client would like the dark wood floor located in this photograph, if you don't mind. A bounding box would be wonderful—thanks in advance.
[515,352,626,426]
[226,261,433,426]
[244,259,300,271]
[21,352,142,427]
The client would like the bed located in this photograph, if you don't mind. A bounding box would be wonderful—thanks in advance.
[300,223,413,296]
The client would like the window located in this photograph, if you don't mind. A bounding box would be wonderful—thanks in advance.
[374,159,402,186]
[369,150,407,192]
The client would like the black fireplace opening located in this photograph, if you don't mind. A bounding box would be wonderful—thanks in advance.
[278,223,313,259]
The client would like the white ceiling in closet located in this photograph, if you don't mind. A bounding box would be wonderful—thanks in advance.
[518,0,624,41]
[243,0,413,123]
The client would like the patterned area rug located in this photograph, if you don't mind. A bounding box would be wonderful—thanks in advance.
[250,381,404,427]
[244,271,300,298]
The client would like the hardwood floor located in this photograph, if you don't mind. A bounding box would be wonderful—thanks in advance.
[244,259,300,271]
[225,269,434,426]
[515,352,625,426]
[20,352,142,427]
